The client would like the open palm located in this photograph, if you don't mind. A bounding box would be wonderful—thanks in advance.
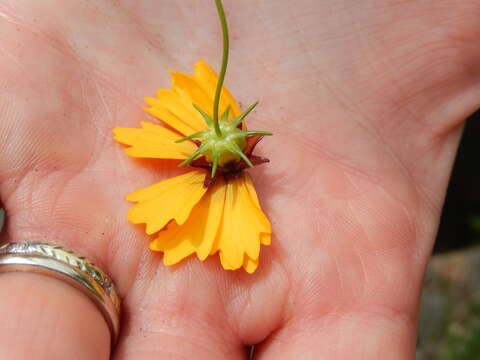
[1,0,479,359]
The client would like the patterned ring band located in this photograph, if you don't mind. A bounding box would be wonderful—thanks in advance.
[0,242,121,346]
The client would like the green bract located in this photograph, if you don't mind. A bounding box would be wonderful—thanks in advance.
[176,102,272,177]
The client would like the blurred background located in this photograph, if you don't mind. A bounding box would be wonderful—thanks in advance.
[417,112,480,359]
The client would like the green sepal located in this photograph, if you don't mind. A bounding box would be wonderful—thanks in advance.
[232,130,273,139]
[211,150,220,178]
[242,130,273,136]
[175,130,207,143]
[221,106,231,122]
[193,104,213,127]
[178,143,209,167]
[231,101,259,128]
[229,143,254,168]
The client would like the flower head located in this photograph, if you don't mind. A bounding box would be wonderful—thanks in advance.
[113,61,271,273]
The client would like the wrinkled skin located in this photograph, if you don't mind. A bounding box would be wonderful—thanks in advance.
[1,0,479,358]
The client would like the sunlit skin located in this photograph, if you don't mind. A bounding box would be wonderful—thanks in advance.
[0,0,479,359]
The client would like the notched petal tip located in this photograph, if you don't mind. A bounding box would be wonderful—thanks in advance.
[260,233,271,246]
[148,178,227,266]
[243,256,259,274]
[125,171,208,235]
[213,173,271,272]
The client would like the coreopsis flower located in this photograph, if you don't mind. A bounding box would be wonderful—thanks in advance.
[113,60,271,273]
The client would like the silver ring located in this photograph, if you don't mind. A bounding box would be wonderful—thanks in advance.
[0,242,121,346]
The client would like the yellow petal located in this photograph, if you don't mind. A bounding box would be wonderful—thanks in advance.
[213,172,271,272]
[113,122,197,160]
[150,178,227,265]
[261,234,271,246]
[144,61,243,137]
[126,171,207,235]
[171,72,214,119]
[145,89,206,136]
[243,255,259,274]
[243,174,272,246]
[193,60,241,118]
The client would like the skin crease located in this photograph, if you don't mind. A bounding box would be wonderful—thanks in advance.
[0,0,480,358]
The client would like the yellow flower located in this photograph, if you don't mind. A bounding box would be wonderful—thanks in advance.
[113,60,271,273]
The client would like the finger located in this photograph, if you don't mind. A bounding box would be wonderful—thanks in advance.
[112,266,249,360]
[0,272,111,360]
[255,309,415,359]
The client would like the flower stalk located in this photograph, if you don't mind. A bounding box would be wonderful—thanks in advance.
[173,0,272,180]
[212,0,229,136]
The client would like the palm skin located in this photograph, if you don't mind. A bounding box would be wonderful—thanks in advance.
[1,0,479,358]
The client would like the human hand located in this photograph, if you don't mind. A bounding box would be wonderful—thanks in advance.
[1,1,479,359]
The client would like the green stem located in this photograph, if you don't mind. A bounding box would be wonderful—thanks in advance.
[213,0,229,137]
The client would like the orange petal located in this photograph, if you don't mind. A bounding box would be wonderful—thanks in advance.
[113,122,197,160]
[145,89,206,136]
[126,171,207,235]
[213,172,271,272]
[150,178,227,266]
[193,60,241,118]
